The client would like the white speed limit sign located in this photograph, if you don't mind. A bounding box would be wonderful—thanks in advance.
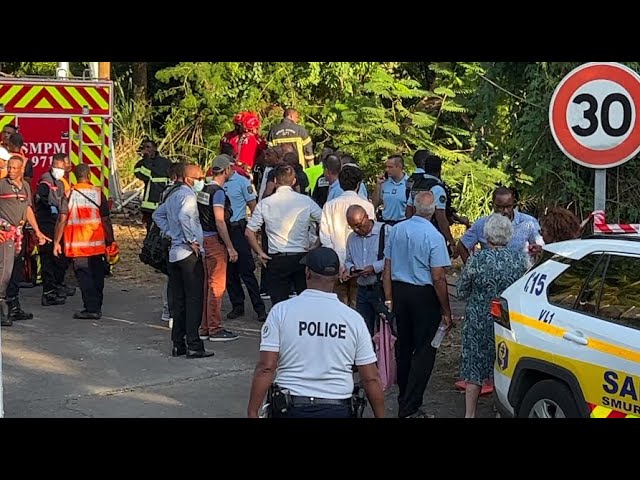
[549,62,640,169]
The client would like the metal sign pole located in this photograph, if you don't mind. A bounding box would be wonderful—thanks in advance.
[594,169,607,212]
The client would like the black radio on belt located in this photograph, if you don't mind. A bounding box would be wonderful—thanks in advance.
[268,384,291,414]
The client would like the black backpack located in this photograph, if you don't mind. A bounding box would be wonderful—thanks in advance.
[139,183,181,274]
[406,174,456,231]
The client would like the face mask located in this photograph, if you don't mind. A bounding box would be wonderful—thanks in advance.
[51,167,65,180]
[192,179,205,192]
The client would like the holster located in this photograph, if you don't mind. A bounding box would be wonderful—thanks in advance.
[351,384,367,418]
[268,384,292,416]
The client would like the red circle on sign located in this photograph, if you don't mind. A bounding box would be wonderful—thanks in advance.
[549,63,640,169]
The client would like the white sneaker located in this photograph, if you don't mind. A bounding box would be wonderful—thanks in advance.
[161,312,171,322]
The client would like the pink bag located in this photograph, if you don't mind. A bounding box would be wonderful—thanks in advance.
[373,315,397,391]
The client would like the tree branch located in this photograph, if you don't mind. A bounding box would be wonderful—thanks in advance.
[479,74,544,110]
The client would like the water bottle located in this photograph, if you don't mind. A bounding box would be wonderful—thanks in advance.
[431,321,449,348]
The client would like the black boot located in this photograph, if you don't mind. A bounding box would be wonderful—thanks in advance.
[0,299,11,327]
[56,284,76,297]
[7,296,33,321]
[227,308,245,319]
[42,291,66,306]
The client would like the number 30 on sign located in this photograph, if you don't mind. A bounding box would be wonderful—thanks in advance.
[549,62,640,169]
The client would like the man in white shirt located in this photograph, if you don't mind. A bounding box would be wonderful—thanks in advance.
[247,247,385,418]
[245,164,322,305]
[320,164,375,308]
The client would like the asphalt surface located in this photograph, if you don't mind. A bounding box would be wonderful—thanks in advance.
[1,275,494,418]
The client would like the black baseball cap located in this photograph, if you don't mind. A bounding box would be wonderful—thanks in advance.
[300,247,340,276]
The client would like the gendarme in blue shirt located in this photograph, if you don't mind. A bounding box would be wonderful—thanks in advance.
[223,171,257,223]
[407,170,447,210]
[381,174,408,221]
[384,215,451,286]
[327,180,368,203]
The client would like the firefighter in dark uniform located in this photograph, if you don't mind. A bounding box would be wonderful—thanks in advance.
[134,140,172,232]
[267,108,315,168]
[0,156,50,326]
[35,155,74,306]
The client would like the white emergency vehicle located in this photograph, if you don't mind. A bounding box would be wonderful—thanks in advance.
[492,234,640,418]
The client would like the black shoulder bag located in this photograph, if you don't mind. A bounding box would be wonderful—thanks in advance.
[139,183,181,274]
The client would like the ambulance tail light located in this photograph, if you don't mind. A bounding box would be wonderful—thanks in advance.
[491,297,511,330]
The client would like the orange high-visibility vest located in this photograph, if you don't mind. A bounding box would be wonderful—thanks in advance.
[63,183,106,258]
[60,176,71,196]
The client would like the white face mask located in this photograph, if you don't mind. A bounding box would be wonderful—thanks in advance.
[51,167,65,180]
[192,179,205,192]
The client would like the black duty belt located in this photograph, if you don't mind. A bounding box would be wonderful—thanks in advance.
[291,395,352,407]
[271,252,306,257]
[383,219,403,226]
[230,220,247,229]
[361,283,380,291]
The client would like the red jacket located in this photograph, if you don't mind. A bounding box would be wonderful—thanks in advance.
[220,131,266,171]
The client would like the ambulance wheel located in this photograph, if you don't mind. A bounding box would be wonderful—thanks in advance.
[517,379,582,418]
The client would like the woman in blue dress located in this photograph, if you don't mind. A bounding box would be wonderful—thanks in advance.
[457,213,530,418]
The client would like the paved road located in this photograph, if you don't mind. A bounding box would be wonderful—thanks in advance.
[1,276,494,418]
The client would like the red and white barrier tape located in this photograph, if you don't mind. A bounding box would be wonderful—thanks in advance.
[592,210,640,234]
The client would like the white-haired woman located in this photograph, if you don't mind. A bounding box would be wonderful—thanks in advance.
[457,213,529,418]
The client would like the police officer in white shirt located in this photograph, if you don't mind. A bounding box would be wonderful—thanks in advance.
[245,164,323,305]
[320,164,375,308]
[247,247,385,418]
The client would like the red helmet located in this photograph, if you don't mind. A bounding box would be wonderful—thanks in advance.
[233,112,248,125]
[242,112,260,131]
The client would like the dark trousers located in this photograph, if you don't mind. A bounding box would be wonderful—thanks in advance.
[356,285,383,336]
[273,404,352,418]
[259,225,269,294]
[73,255,105,313]
[165,277,173,315]
[142,211,153,232]
[265,253,307,305]
[168,253,205,351]
[392,281,441,418]
[0,239,16,301]
[227,224,265,314]
[6,235,27,298]
[40,242,68,294]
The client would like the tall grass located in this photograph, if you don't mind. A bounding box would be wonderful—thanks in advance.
[112,72,153,188]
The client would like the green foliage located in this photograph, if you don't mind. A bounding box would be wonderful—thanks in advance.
[112,71,154,187]
[0,62,92,77]
[471,62,640,222]
[149,61,507,220]
[25,62,639,224]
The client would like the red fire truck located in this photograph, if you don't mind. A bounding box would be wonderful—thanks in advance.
[0,75,120,286]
